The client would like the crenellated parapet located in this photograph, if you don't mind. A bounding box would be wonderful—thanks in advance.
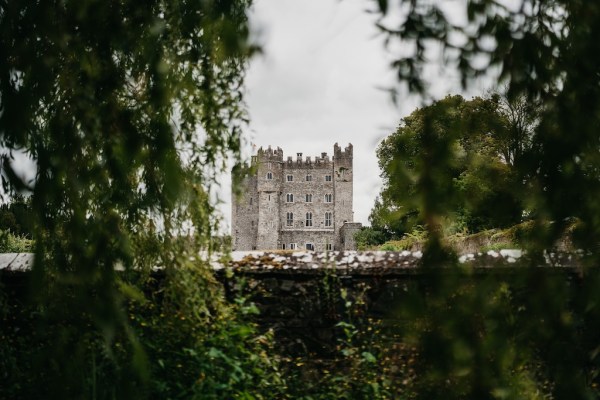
[283,151,332,169]
[333,143,353,161]
[255,145,284,164]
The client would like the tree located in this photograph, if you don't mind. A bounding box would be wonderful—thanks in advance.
[372,2,600,398]
[0,1,285,398]
[375,0,600,252]
[496,92,540,168]
[374,94,522,235]
[0,194,33,237]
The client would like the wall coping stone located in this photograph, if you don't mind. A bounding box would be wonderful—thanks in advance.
[225,250,582,276]
[0,250,584,276]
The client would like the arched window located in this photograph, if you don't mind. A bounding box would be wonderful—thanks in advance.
[306,212,313,227]
[325,212,332,227]
[266,172,273,180]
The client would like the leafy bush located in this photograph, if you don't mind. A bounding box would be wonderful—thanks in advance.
[0,265,288,399]
[355,226,389,250]
[0,230,33,253]
[0,0,261,397]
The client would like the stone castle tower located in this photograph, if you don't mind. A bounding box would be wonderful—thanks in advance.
[232,143,362,251]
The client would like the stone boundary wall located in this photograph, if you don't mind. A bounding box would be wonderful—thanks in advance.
[218,250,584,355]
[0,251,585,356]
[223,249,581,275]
[1,249,580,274]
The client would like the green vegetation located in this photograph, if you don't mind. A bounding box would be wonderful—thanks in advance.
[0,0,267,397]
[373,0,600,255]
[0,195,35,252]
[0,195,33,238]
[2,0,600,398]
[0,230,33,253]
[358,94,533,251]
[365,1,600,398]
[372,222,537,254]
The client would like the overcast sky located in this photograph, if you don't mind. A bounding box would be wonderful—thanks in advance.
[218,0,495,232]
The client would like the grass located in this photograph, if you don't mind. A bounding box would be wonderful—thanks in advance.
[375,220,570,254]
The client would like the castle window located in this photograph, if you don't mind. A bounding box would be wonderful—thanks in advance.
[286,212,293,226]
[290,243,297,250]
[286,174,293,182]
[282,243,286,250]
[266,172,273,180]
[250,197,253,205]
[286,193,294,203]
[325,175,332,182]
[305,194,312,203]
[306,174,312,181]
[306,212,313,227]
[268,194,271,201]
[326,243,332,251]
[306,243,314,251]
[325,212,332,227]
[325,194,332,203]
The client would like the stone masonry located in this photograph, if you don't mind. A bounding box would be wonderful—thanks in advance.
[231,143,362,251]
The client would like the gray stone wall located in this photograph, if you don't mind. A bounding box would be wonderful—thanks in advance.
[217,249,574,356]
[232,175,258,250]
[333,143,353,249]
[340,222,362,251]
[280,230,336,251]
[279,153,335,249]
[256,147,284,249]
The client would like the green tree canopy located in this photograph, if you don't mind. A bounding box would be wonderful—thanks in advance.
[373,94,524,236]
[369,3,600,398]
[0,1,265,397]
[375,0,600,253]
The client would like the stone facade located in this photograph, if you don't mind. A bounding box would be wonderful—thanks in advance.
[232,143,362,251]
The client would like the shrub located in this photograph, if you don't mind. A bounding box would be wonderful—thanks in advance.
[0,230,33,253]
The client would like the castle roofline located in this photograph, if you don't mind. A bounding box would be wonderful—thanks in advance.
[253,145,338,167]
[334,143,353,159]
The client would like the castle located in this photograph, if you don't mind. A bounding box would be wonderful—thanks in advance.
[232,143,362,251]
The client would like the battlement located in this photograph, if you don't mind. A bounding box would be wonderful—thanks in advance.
[253,147,338,168]
[333,143,353,160]
[251,144,353,168]
[284,153,332,168]
[256,146,284,163]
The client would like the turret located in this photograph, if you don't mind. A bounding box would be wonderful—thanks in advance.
[333,143,354,249]
[256,145,282,249]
